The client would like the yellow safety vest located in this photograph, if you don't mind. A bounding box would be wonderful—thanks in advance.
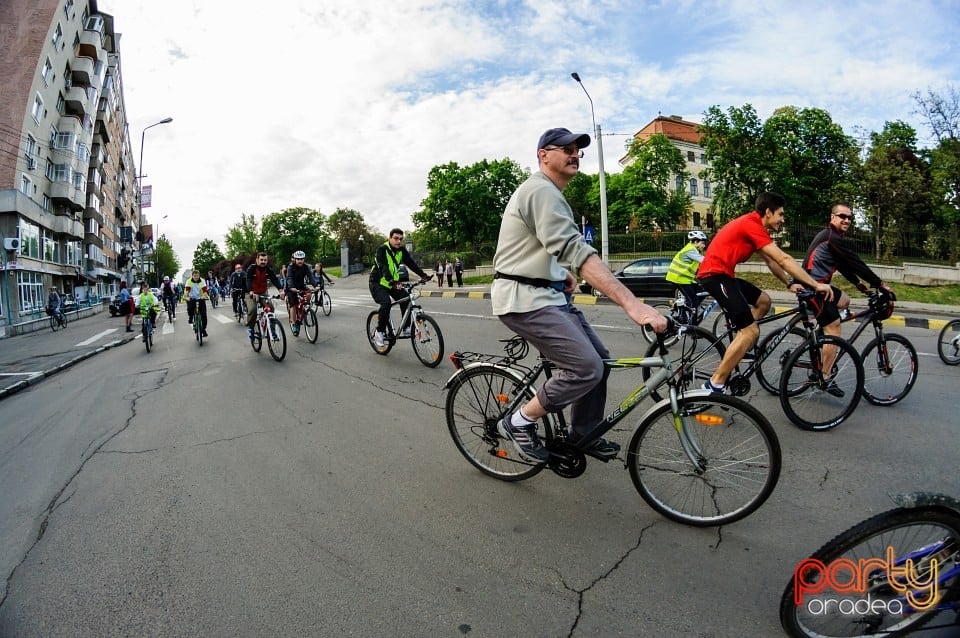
[665,242,701,285]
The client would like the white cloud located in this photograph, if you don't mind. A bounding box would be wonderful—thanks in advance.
[95,0,959,266]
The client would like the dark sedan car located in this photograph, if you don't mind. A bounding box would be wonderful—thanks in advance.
[578,257,675,298]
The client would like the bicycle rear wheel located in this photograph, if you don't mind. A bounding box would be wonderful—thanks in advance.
[641,303,676,345]
[267,318,286,361]
[304,308,319,343]
[411,313,444,367]
[445,365,548,481]
[626,393,781,527]
[756,326,808,395]
[50,313,60,331]
[779,335,864,431]
[366,311,393,355]
[937,319,960,365]
[643,326,726,402]
[860,333,917,406]
[780,505,960,637]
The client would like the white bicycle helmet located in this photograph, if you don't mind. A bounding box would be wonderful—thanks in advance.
[688,230,708,242]
[292,250,306,259]
[163,276,170,282]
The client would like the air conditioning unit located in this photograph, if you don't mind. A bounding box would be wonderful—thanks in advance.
[3,237,21,251]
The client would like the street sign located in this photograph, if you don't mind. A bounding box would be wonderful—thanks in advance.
[142,185,152,208]
[583,224,594,243]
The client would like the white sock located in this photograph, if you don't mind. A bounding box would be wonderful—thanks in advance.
[511,408,536,428]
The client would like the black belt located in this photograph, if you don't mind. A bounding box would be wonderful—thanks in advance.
[494,272,565,292]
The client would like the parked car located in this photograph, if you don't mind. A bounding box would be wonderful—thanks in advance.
[578,257,674,298]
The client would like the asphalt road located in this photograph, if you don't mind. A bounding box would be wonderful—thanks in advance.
[0,279,958,637]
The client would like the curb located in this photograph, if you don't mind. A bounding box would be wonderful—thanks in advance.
[0,335,136,402]
[417,289,953,331]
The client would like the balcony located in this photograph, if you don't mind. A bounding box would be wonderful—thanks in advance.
[64,85,91,114]
[84,233,104,249]
[72,56,95,85]
[79,31,104,62]
[95,118,111,144]
[51,214,83,240]
[83,205,104,226]
[90,144,104,168]
[96,97,112,127]
[50,182,85,210]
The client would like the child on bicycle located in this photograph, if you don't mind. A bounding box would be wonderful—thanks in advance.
[136,282,160,338]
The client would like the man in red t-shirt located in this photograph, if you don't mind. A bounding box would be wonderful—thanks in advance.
[697,192,833,393]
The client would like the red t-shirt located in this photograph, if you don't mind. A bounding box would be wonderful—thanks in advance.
[698,211,773,278]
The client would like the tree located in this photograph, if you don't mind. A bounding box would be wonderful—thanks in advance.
[326,207,373,260]
[763,106,859,223]
[413,158,526,254]
[192,239,225,275]
[699,104,772,221]
[612,134,692,231]
[260,207,327,263]
[224,213,261,258]
[914,85,960,262]
[859,121,931,262]
[154,235,180,283]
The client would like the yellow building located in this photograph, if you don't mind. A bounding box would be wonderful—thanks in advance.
[620,115,714,231]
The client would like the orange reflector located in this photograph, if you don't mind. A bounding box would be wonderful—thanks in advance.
[495,394,509,403]
[496,449,509,458]
[695,414,724,426]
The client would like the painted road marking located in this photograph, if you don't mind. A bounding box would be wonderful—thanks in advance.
[74,329,119,347]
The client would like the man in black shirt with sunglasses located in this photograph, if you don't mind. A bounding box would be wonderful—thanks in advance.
[799,203,894,379]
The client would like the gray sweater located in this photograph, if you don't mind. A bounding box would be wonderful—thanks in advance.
[491,172,597,315]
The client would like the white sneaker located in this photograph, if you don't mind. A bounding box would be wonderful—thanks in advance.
[398,327,411,338]
[373,331,385,347]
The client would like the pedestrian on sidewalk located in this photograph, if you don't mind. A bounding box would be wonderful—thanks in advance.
[435,259,443,288]
[119,281,134,332]
[455,258,464,287]
[445,259,454,287]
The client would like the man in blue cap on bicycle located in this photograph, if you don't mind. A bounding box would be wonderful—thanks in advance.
[490,127,667,462]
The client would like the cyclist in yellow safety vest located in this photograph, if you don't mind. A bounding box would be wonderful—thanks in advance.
[665,230,709,314]
[368,228,431,348]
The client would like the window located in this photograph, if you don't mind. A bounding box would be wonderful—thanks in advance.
[687,151,695,162]
[42,195,51,212]
[42,229,58,261]
[64,0,74,18]
[689,178,698,197]
[42,58,54,84]
[45,159,55,180]
[17,271,45,313]
[693,211,702,227]
[706,213,715,229]
[52,23,63,49]
[700,153,707,164]
[675,175,684,191]
[72,170,86,191]
[56,93,65,114]
[53,164,71,182]
[49,124,59,146]
[703,179,711,198]
[20,174,32,196]
[87,218,99,235]
[53,131,74,150]
[31,94,44,123]
[24,134,37,161]
[19,219,41,258]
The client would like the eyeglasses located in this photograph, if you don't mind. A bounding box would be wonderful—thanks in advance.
[544,145,584,158]
[833,213,852,221]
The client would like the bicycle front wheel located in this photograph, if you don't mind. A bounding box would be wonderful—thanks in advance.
[251,320,263,352]
[937,319,960,365]
[780,505,960,637]
[267,318,286,361]
[626,393,781,527]
[50,314,60,331]
[320,290,332,316]
[304,308,319,343]
[143,324,152,353]
[643,325,726,402]
[641,303,676,345]
[445,365,548,481]
[860,333,917,406]
[779,335,864,431]
[756,327,808,395]
[411,313,444,367]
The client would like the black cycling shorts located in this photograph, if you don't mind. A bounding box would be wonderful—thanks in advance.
[698,275,763,330]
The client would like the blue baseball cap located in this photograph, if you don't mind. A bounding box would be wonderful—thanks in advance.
[537,128,591,151]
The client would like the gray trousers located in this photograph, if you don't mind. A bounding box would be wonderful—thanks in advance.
[498,303,610,439]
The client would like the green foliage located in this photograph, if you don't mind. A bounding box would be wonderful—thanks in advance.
[611,134,691,231]
[326,207,374,258]
[563,172,597,223]
[224,213,261,258]
[154,235,180,282]
[260,207,327,263]
[413,158,527,254]
[700,104,859,225]
[192,239,225,275]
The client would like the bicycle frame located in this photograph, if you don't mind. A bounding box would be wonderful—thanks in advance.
[452,334,706,468]
[384,282,426,339]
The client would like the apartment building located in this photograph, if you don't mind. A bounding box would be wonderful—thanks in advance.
[620,115,714,231]
[0,0,137,333]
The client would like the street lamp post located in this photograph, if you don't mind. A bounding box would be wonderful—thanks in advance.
[137,117,173,284]
[571,72,609,265]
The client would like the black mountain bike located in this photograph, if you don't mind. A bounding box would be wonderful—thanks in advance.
[642,289,865,431]
[938,319,960,365]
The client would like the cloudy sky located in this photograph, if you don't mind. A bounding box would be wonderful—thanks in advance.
[94,0,958,268]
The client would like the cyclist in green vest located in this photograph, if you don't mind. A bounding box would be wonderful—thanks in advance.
[368,228,431,347]
[666,230,708,315]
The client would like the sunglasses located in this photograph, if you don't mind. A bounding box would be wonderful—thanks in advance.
[834,214,852,221]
